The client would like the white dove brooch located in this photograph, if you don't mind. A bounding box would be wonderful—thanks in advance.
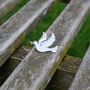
[29,32,58,53]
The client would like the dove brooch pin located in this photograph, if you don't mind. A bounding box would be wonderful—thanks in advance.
[29,32,58,53]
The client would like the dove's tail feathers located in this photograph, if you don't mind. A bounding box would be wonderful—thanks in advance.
[50,46,58,53]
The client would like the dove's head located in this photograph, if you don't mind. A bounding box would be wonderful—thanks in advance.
[29,41,37,45]
[29,41,33,44]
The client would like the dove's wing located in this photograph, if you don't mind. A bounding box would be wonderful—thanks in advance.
[41,33,55,47]
[38,32,47,44]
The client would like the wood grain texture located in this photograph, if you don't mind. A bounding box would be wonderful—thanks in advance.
[69,46,90,90]
[0,0,57,67]
[0,0,24,19]
[1,0,90,89]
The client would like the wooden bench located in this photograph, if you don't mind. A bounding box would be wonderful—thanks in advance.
[0,0,57,67]
[0,0,24,19]
[69,46,90,90]
[0,0,90,90]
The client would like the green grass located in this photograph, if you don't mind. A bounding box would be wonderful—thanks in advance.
[22,2,67,47]
[0,0,30,25]
[67,14,90,58]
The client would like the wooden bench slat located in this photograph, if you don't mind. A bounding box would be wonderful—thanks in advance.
[1,0,90,90]
[46,55,82,90]
[0,0,24,19]
[0,0,57,67]
[69,46,90,90]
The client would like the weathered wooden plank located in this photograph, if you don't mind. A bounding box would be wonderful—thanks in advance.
[69,46,90,90]
[0,0,24,19]
[0,58,20,78]
[0,46,30,78]
[46,55,82,90]
[1,0,90,90]
[0,0,58,67]
[60,55,82,73]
